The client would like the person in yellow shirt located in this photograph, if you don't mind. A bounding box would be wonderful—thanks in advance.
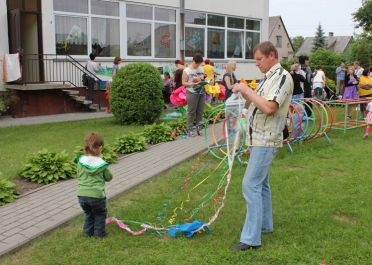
[358,68,372,118]
[202,59,220,98]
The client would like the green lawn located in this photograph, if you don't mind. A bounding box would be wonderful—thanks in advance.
[0,118,142,180]
[0,128,371,265]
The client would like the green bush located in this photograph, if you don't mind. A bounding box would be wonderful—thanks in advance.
[143,123,174,145]
[166,117,187,137]
[73,145,118,164]
[309,48,343,79]
[326,79,336,91]
[0,177,17,205]
[113,134,147,154]
[20,150,76,184]
[110,63,164,125]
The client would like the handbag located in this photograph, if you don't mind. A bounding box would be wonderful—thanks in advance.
[82,73,88,86]
[82,64,88,86]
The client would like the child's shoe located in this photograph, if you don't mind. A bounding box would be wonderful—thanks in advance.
[364,134,368,139]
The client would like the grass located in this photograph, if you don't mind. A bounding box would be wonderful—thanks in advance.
[0,128,371,265]
[0,117,142,180]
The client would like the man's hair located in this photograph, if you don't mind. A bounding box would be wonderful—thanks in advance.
[89,53,97,61]
[193,53,203,64]
[84,132,104,156]
[253,41,278,59]
[298,55,309,65]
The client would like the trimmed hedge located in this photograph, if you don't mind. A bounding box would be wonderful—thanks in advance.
[110,63,164,125]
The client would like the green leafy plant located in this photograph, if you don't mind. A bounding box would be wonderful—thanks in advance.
[73,145,118,164]
[143,123,175,145]
[19,150,76,184]
[0,176,17,205]
[110,63,164,125]
[166,117,187,137]
[113,134,147,154]
[326,79,336,91]
[0,91,17,113]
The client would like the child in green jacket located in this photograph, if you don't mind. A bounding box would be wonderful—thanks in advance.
[77,132,112,238]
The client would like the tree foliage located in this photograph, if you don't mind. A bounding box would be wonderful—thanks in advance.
[110,63,164,125]
[342,34,372,67]
[310,48,343,79]
[353,0,372,33]
[312,24,326,52]
[292,36,304,52]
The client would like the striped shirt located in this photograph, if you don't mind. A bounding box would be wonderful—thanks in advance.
[246,63,293,148]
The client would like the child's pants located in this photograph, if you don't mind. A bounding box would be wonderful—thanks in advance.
[78,196,107,237]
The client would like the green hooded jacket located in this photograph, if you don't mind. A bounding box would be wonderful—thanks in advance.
[77,155,113,198]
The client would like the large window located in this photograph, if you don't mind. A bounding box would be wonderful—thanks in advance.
[185,11,261,60]
[185,27,204,57]
[127,22,151,56]
[55,16,88,55]
[126,4,176,58]
[54,0,119,57]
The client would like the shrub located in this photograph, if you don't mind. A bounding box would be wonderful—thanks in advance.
[326,79,336,91]
[73,145,118,164]
[110,63,164,125]
[309,48,343,79]
[19,150,76,184]
[0,177,17,205]
[166,117,187,137]
[143,123,174,145]
[113,134,147,154]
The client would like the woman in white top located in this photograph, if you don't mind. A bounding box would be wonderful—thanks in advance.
[312,65,326,100]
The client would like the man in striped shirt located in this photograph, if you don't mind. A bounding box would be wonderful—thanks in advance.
[231,41,293,251]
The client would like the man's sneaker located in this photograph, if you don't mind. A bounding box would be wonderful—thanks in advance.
[230,242,261,251]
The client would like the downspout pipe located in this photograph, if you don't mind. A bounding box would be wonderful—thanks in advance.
[179,0,185,60]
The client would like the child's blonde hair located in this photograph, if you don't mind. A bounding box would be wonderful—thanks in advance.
[84,132,104,156]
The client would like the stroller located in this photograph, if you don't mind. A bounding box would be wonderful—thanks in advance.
[323,85,337,100]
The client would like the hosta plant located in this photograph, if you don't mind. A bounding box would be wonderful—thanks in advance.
[0,177,17,205]
[73,145,118,164]
[19,150,76,184]
[113,134,147,155]
[143,123,175,145]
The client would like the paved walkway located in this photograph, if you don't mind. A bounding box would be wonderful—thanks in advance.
[0,113,215,256]
[0,112,113,128]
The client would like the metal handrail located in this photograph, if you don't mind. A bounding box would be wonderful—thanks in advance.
[18,53,102,87]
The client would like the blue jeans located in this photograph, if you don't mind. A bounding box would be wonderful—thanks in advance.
[240,146,278,246]
[78,196,107,237]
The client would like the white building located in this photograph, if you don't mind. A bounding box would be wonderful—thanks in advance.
[0,0,269,116]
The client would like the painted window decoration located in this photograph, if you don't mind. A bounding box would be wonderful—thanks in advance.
[227,31,243,58]
[91,18,120,57]
[155,24,176,58]
[186,11,261,60]
[207,29,225,59]
[185,27,205,57]
[126,5,176,58]
[55,16,88,55]
[127,22,151,57]
[245,32,260,59]
[54,0,119,56]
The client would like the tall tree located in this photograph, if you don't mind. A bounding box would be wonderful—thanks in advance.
[353,0,372,34]
[312,24,326,52]
[292,36,304,52]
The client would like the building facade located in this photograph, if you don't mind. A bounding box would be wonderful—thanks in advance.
[1,0,270,92]
[268,16,294,61]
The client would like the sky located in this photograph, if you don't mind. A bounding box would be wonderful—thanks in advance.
[269,0,363,38]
